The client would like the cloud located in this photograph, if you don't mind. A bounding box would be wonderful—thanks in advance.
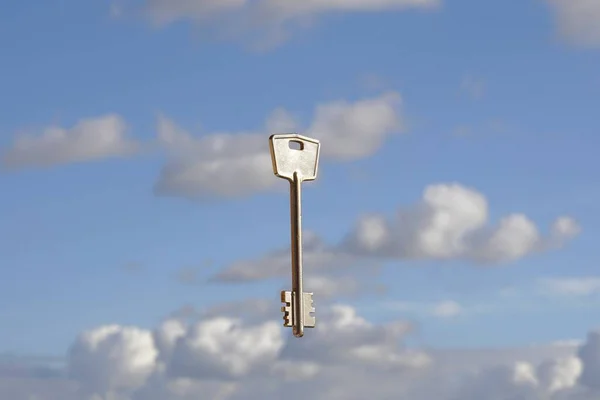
[344,183,579,263]
[302,273,387,299]
[214,183,580,282]
[140,0,441,49]
[67,325,158,396]
[277,305,426,370]
[122,262,144,274]
[432,300,464,318]
[538,277,600,296]
[174,268,201,285]
[307,92,403,160]
[460,75,485,100]
[0,354,64,380]
[546,0,600,48]
[143,0,250,26]
[577,330,600,390]
[199,298,274,322]
[167,318,283,381]
[452,357,586,400]
[212,231,370,282]
[2,114,138,169]
[6,301,600,400]
[110,2,124,18]
[62,303,431,400]
[154,92,402,200]
[539,356,584,394]
[385,299,465,318]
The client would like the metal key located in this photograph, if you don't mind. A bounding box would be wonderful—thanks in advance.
[269,133,320,338]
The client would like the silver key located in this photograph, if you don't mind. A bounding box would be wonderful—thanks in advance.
[269,133,320,338]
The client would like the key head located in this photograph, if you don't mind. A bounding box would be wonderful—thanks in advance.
[269,134,320,182]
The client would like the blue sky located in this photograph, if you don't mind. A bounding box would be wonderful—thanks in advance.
[0,0,599,366]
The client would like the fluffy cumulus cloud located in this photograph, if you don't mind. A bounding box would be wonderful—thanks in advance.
[546,0,600,48]
[155,92,403,200]
[67,325,158,397]
[139,0,440,49]
[2,114,138,169]
[4,302,600,400]
[60,303,431,399]
[214,183,580,282]
[167,317,283,380]
[344,183,579,263]
[452,356,588,400]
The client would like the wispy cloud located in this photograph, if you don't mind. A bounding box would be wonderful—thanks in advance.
[538,277,600,296]
[460,75,485,100]
[546,0,600,48]
[212,183,580,283]
[154,92,403,200]
[136,0,442,50]
[2,115,139,170]
[385,300,466,318]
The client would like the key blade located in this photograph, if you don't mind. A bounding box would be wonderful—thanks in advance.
[303,292,316,328]
[269,134,320,182]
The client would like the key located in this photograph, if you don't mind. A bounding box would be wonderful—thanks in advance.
[269,133,320,338]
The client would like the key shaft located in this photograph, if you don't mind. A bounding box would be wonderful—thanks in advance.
[290,171,304,337]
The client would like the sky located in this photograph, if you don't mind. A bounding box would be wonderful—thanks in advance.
[0,0,600,399]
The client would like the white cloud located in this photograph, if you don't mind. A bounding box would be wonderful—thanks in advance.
[155,92,402,200]
[215,183,580,282]
[538,277,600,296]
[538,356,583,394]
[67,325,158,396]
[551,217,583,244]
[6,302,600,400]
[546,0,600,48]
[345,183,580,263]
[386,299,465,318]
[2,115,138,169]
[198,298,274,322]
[469,214,541,263]
[302,274,386,299]
[57,303,433,400]
[153,115,273,199]
[307,92,402,160]
[432,300,464,318]
[141,0,440,49]
[144,0,249,26]
[168,317,283,380]
[212,231,371,282]
[452,357,586,400]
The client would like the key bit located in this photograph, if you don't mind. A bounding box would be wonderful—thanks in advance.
[281,291,316,328]
[269,133,320,338]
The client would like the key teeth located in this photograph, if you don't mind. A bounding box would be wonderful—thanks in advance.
[281,291,292,327]
[282,310,292,327]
